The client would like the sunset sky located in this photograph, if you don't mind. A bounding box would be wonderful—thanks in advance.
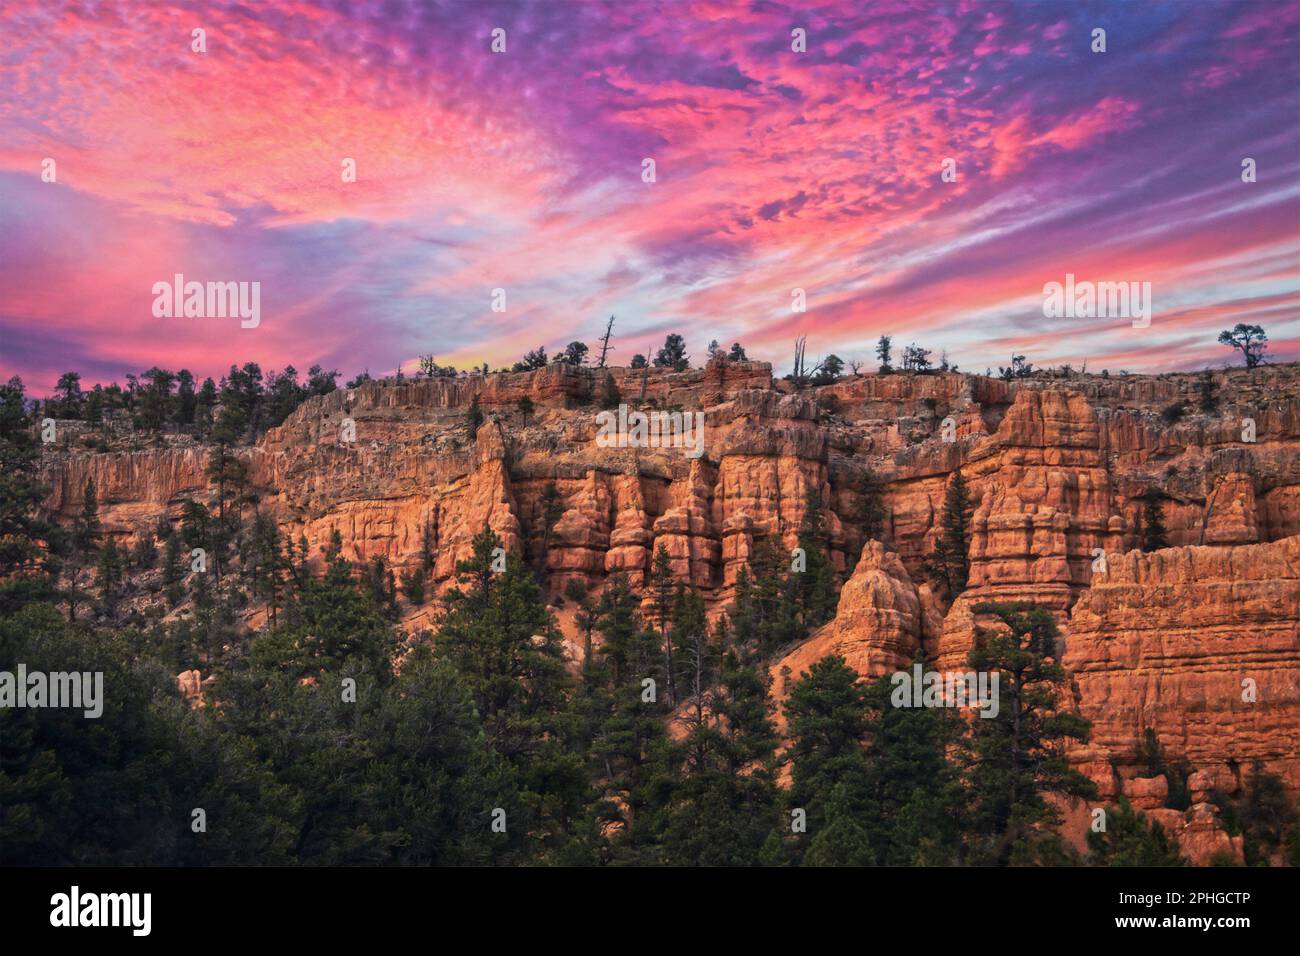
[1,0,1298,392]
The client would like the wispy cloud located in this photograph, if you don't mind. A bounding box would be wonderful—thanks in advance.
[0,0,1296,391]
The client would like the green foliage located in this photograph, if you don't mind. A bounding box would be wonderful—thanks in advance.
[812,354,843,385]
[649,545,679,705]
[0,380,61,615]
[242,512,288,625]
[512,346,548,372]
[42,363,337,437]
[784,656,964,866]
[653,334,690,371]
[1197,372,1219,413]
[730,540,800,659]
[1212,763,1300,866]
[1140,489,1169,551]
[785,655,872,841]
[8,359,1294,868]
[657,618,782,865]
[555,341,589,366]
[130,524,157,571]
[875,335,892,373]
[598,372,621,410]
[93,539,125,621]
[924,469,972,598]
[1140,728,1191,810]
[399,565,426,605]
[1087,799,1185,866]
[435,532,569,756]
[537,480,564,573]
[964,602,1096,864]
[162,528,185,607]
[465,394,484,439]
[1217,323,1268,368]
[1161,400,1187,425]
[855,467,887,546]
[794,492,837,629]
[250,544,396,679]
[62,481,101,621]
[0,603,294,865]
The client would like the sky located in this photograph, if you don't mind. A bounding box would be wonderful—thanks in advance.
[1,0,1298,393]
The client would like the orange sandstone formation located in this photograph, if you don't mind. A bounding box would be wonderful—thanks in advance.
[39,361,1300,859]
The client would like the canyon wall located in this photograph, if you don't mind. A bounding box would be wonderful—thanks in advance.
[39,361,1300,857]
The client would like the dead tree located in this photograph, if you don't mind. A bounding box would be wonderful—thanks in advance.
[791,336,823,389]
[596,315,616,368]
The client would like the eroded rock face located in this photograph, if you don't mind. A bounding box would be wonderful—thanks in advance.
[1148,806,1244,866]
[771,541,938,706]
[176,669,208,707]
[1066,536,1300,796]
[38,363,1300,835]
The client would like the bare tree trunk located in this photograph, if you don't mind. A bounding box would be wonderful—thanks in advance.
[596,316,615,368]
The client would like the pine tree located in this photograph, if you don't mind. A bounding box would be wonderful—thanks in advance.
[586,574,670,847]
[784,656,872,846]
[784,655,965,865]
[1140,488,1169,551]
[129,524,157,571]
[537,481,564,575]
[66,481,102,621]
[649,545,678,704]
[925,469,972,598]
[731,537,802,659]
[653,334,689,371]
[94,538,125,622]
[855,467,887,546]
[965,602,1096,864]
[876,335,893,373]
[802,784,876,866]
[1087,799,1185,866]
[1197,371,1218,413]
[1223,763,1300,866]
[794,491,837,629]
[162,528,185,607]
[399,566,425,605]
[466,394,484,438]
[251,535,396,679]
[206,442,247,583]
[179,499,212,601]
[859,664,965,864]
[670,585,711,724]
[364,556,398,619]
[660,616,781,865]
[434,530,585,857]
[598,372,621,410]
[434,530,570,764]
[246,512,288,625]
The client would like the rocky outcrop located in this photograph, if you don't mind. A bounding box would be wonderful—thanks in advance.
[36,362,1300,833]
[1066,536,1300,796]
[176,669,210,707]
[771,541,940,707]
